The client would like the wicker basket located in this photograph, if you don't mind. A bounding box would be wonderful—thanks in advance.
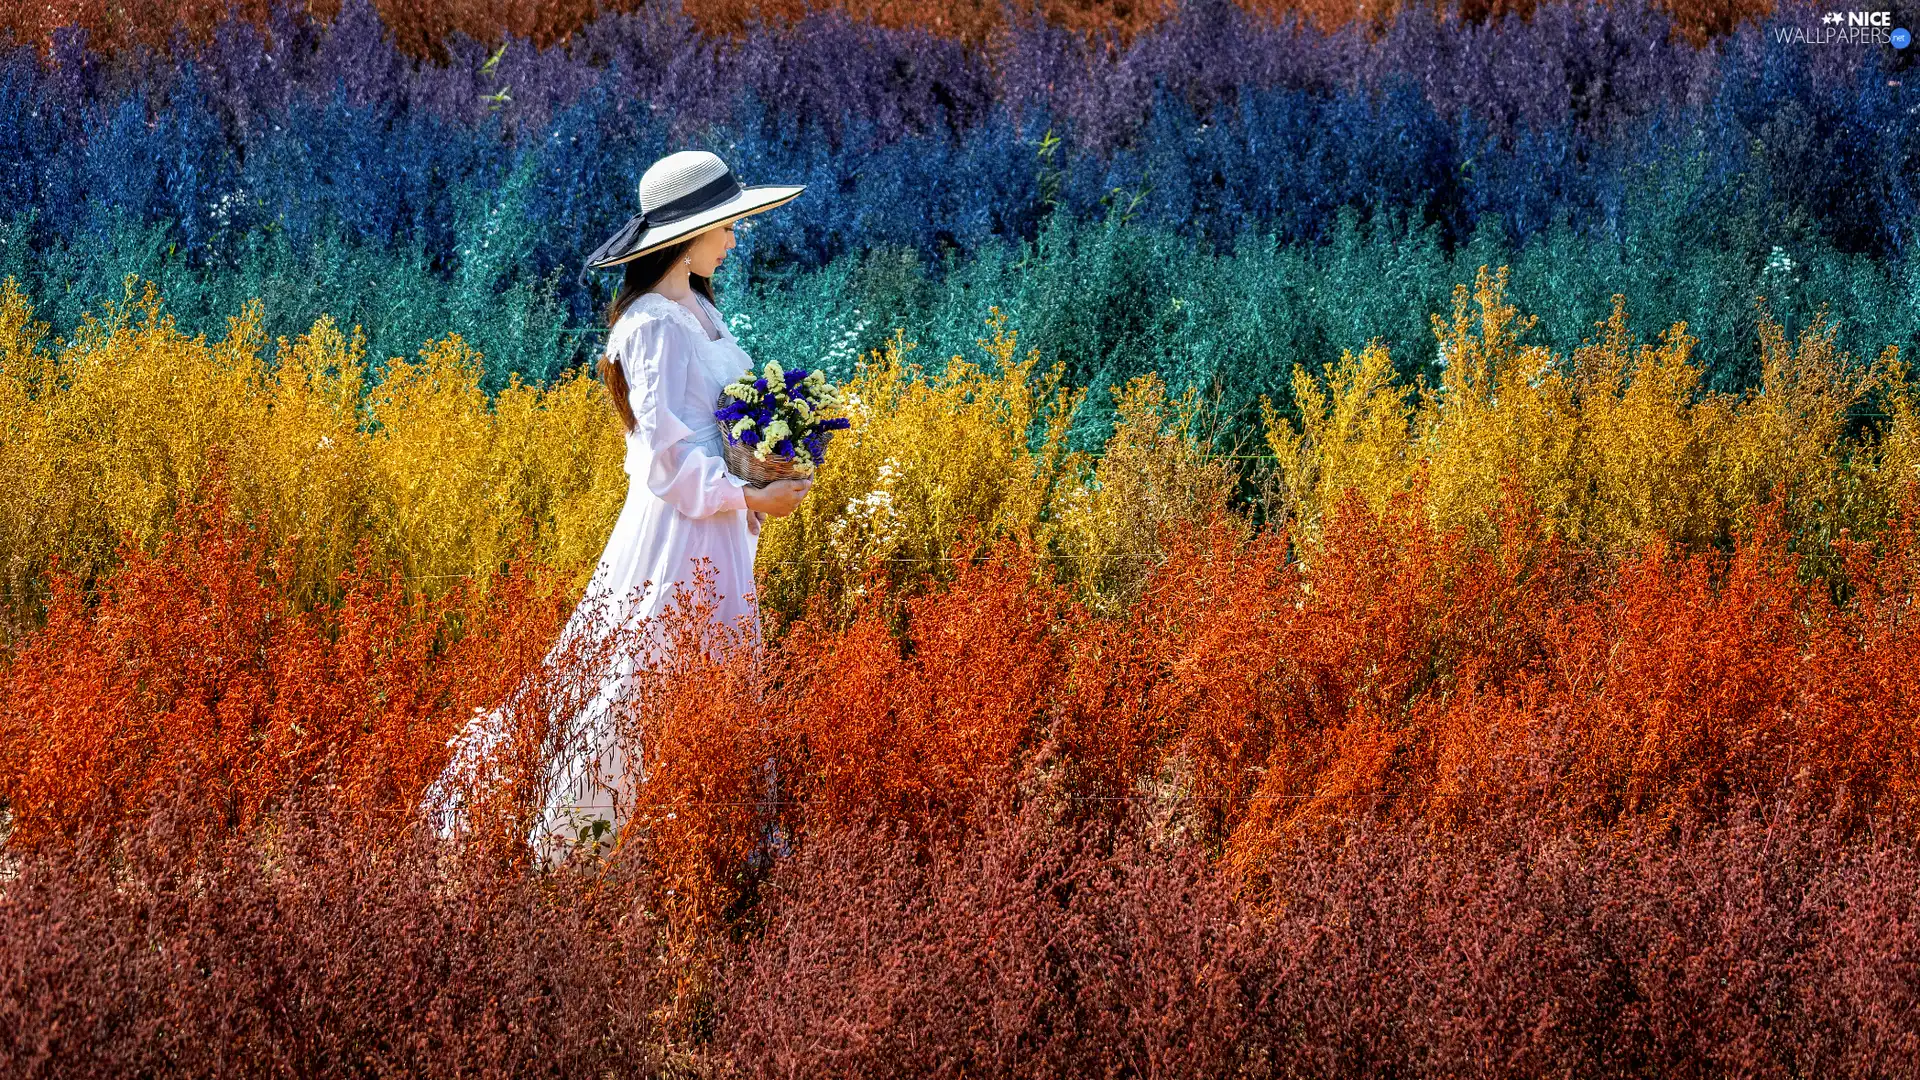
[718,408,835,487]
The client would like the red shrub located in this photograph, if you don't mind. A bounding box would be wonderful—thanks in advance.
[0,797,670,1079]
[721,796,1920,1079]
[719,799,1268,1080]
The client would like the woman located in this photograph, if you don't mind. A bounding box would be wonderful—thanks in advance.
[423,150,811,857]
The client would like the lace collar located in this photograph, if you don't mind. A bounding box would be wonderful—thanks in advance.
[627,290,726,344]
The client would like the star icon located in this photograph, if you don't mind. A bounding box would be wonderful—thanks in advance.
[1823,11,1843,23]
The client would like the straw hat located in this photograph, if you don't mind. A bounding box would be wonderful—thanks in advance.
[581,150,803,276]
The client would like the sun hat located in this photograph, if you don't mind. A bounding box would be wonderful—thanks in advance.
[580,150,804,281]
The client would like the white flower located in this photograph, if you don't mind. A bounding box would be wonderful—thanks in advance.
[208,189,248,228]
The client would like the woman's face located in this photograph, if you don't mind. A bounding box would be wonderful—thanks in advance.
[685,221,737,277]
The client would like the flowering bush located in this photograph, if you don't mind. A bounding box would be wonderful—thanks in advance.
[715,360,852,471]
[6,266,1920,1071]
[0,277,625,652]
[1264,265,1918,560]
[751,311,1084,630]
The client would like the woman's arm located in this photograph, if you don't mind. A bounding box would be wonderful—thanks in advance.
[623,316,752,518]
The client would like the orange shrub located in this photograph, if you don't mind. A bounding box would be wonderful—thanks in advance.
[601,568,775,936]
[771,541,1069,844]
[0,458,577,850]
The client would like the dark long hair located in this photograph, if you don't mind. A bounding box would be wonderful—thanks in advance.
[596,237,717,433]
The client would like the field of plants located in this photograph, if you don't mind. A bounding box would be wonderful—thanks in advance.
[3,0,1920,1074]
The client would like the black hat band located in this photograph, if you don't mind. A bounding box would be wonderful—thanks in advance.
[580,169,745,280]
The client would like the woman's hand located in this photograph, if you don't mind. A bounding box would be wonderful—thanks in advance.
[743,478,813,518]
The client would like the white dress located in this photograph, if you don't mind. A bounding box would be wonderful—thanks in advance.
[422,289,765,854]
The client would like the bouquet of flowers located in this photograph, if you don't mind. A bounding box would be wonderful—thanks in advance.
[714,359,852,486]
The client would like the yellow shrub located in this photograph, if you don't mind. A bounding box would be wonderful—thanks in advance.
[1263,338,1413,529]
[753,308,1082,629]
[230,310,376,611]
[0,278,56,646]
[1264,264,1885,556]
[360,334,626,603]
[0,279,286,645]
[1871,355,1920,508]
[1562,301,1717,547]
[0,277,628,649]
[1416,265,1581,542]
[1045,373,1241,613]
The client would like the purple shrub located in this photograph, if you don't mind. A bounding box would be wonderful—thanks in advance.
[3,0,1908,322]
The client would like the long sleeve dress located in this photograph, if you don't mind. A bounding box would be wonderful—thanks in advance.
[421,288,765,854]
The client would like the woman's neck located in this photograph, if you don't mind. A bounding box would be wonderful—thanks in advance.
[650,269,694,302]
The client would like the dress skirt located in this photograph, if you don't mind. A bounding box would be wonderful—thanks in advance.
[529,464,761,848]
[421,288,766,857]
